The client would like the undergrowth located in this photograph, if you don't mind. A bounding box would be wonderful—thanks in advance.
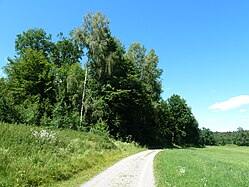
[0,122,142,186]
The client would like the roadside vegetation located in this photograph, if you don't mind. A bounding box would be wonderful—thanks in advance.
[0,122,143,186]
[154,146,249,187]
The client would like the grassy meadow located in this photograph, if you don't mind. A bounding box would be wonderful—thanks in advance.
[154,146,249,187]
[0,122,143,186]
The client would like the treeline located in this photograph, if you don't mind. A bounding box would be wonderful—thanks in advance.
[0,12,200,146]
[200,127,249,146]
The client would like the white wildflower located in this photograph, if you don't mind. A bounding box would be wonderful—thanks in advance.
[201,177,207,186]
[31,129,56,141]
[178,166,186,174]
[0,147,9,154]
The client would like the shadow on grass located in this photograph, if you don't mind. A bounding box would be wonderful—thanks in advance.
[148,144,178,149]
[148,144,205,150]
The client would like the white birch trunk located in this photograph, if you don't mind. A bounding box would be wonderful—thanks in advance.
[80,62,88,124]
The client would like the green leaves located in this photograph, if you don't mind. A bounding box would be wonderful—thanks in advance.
[15,28,53,57]
[167,94,200,145]
[3,28,84,127]
[6,48,53,102]
[73,12,117,81]
[1,12,201,147]
[126,43,162,101]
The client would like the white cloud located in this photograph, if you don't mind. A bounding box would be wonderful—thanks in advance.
[239,109,246,113]
[208,95,249,111]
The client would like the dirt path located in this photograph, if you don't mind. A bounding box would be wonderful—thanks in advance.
[81,150,161,187]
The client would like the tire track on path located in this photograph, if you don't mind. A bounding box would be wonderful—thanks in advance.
[81,149,161,187]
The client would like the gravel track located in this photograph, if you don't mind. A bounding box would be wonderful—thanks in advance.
[81,150,161,187]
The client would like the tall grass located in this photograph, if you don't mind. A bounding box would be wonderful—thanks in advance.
[154,146,249,187]
[0,122,142,186]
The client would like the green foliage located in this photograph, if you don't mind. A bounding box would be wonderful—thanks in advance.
[15,28,53,57]
[3,28,83,127]
[213,128,249,146]
[0,122,142,186]
[52,33,83,68]
[154,146,249,187]
[6,48,54,103]
[167,94,200,146]
[126,43,162,101]
[0,78,21,123]
[152,100,172,146]
[199,127,216,146]
[73,12,115,81]
[234,128,249,146]
[89,119,109,137]
[17,97,40,125]
[1,12,201,147]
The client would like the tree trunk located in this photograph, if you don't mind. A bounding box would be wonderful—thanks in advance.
[80,62,88,125]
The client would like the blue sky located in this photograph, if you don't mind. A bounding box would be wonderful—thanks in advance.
[1,0,249,131]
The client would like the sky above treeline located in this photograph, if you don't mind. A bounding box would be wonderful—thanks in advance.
[1,0,249,132]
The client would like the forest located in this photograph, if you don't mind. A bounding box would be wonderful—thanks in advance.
[0,12,207,146]
[200,127,249,146]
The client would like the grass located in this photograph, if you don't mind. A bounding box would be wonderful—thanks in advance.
[0,122,144,186]
[154,146,249,187]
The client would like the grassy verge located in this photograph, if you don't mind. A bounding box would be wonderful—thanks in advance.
[154,146,249,187]
[0,122,144,186]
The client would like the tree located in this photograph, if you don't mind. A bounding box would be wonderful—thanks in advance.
[0,78,21,123]
[234,127,249,146]
[5,48,54,124]
[2,12,202,147]
[126,43,163,101]
[15,28,53,58]
[124,43,166,145]
[126,43,146,79]
[4,28,83,127]
[72,12,117,80]
[153,100,172,146]
[72,12,118,124]
[50,34,83,128]
[167,94,200,145]
[200,127,216,146]
[144,49,163,101]
[5,29,56,124]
